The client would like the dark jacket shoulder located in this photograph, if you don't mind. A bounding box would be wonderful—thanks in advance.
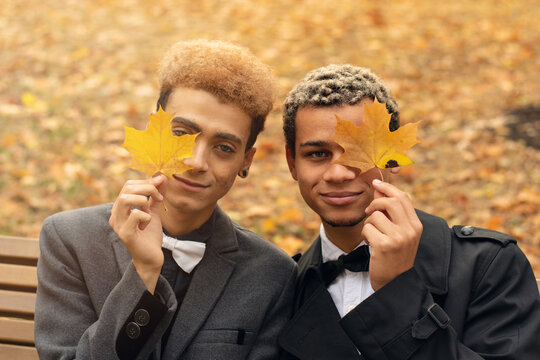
[452,225,516,246]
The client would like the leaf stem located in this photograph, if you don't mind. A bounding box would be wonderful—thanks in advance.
[377,167,384,182]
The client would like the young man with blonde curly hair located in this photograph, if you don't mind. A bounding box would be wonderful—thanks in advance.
[279,64,540,359]
[35,40,296,360]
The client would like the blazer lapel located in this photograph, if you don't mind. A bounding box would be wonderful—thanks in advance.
[163,206,238,359]
[280,238,360,359]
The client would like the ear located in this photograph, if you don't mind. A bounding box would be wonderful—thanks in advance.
[241,147,256,173]
[285,147,298,180]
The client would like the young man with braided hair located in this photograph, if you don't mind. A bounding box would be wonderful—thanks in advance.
[35,40,296,360]
[278,64,540,359]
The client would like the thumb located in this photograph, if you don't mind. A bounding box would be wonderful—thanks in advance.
[149,174,167,212]
[372,179,386,199]
[373,187,385,199]
[154,174,168,197]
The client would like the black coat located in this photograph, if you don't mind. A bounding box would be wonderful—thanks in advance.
[279,210,540,359]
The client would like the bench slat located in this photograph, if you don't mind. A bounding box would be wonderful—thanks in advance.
[0,264,37,289]
[0,290,36,316]
[0,318,34,345]
[0,236,39,260]
[0,343,38,360]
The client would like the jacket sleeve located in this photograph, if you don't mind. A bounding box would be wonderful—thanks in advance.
[34,215,177,360]
[247,261,297,360]
[339,243,540,360]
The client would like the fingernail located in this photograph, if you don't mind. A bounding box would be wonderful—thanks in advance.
[373,179,382,185]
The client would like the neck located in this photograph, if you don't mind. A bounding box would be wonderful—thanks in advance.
[322,220,365,253]
[160,201,215,237]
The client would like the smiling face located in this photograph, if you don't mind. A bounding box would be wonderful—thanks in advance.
[163,87,255,219]
[286,98,388,228]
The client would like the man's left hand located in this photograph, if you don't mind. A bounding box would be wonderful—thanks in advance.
[362,179,423,291]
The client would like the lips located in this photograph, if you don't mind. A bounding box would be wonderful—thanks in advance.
[172,175,209,192]
[320,191,363,206]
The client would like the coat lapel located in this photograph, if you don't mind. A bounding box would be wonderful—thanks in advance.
[163,206,238,359]
[280,238,360,359]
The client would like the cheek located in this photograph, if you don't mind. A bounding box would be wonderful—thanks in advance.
[362,167,383,181]
[213,161,241,189]
[295,163,324,187]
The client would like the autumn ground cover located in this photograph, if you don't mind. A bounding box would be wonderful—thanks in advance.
[1,0,539,277]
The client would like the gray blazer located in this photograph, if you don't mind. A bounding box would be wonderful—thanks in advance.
[35,204,296,359]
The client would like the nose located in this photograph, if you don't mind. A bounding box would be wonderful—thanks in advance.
[322,163,357,183]
[183,141,209,173]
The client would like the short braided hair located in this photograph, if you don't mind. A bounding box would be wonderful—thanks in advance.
[283,64,400,156]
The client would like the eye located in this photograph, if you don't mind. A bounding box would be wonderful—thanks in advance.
[217,144,235,153]
[172,128,188,137]
[307,150,330,159]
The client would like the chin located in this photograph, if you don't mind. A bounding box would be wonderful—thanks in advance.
[322,214,366,228]
[165,198,203,213]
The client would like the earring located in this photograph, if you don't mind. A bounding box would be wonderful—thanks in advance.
[239,170,248,178]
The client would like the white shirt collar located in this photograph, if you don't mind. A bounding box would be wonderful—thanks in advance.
[320,223,369,263]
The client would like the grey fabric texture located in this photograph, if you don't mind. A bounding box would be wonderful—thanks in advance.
[35,203,297,359]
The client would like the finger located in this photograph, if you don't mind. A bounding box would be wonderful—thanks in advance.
[364,210,397,238]
[124,209,151,239]
[120,179,156,192]
[153,174,168,198]
[122,183,164,202]
[369,180,416,223]
[114,193,151,220]
[371,179,404,198]
[118,194,150,209]
[373,186,385,200]
[137,210,152,231]
[365,196,406,223]
[361,221,387,247]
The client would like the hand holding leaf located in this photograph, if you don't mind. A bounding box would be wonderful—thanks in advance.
[331,98,420,179]
[122,107,198,178]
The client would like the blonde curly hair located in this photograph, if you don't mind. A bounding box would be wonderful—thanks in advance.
[283,64,400,156]
[157,40,275,150]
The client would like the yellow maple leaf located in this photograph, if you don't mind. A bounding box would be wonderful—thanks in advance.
[122,107,198,178]
[332,98,420,173]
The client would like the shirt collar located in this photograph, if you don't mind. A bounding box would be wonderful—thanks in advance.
[320,223,369,262]
[163,207,217,244]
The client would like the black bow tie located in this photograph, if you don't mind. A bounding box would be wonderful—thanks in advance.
[320,245,370,286]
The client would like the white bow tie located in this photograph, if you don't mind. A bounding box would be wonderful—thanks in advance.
[162,234,206,273]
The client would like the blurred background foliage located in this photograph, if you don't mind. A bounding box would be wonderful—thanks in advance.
[1,0,539,276]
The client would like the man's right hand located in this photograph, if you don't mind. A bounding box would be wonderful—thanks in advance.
[109,174,167,293]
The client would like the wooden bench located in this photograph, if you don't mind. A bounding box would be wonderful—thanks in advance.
[0,234,539,360]
[0,235,39,360]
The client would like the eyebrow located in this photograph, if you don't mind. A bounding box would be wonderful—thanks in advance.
[299,140,332,148]
[172,117,201,132]
[172,116,243,146]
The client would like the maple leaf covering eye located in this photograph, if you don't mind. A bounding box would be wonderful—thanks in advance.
[331,98,420,174]
[122,106,199,178]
